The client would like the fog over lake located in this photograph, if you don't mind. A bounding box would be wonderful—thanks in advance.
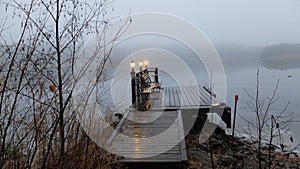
[1,0,299,155]
[107,33,300,152]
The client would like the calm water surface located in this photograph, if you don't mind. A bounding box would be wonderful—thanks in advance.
[226,66,300,152]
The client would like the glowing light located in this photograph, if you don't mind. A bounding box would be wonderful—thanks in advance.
[138,60,143,67]
[134,130,139,137]
[144,60,149,68]
[130,60,135,69]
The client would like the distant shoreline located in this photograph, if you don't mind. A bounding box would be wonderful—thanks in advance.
[262,56,300,70]
[261,43,300,70]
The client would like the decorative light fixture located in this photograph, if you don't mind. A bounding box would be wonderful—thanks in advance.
[139,60,143,70]
[130,60,136,107]
[130,60,135,70]
[144,60,149,69]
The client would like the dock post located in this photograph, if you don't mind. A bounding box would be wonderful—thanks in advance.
[130,61,137,107]
[155,68,158,83]
[131,77,136,107]
[138,71,143,107]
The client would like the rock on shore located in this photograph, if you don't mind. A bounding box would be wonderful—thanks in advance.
[185,126,300,169]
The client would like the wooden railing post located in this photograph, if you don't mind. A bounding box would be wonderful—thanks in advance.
[130,69,136,107]
[155,68,158,83]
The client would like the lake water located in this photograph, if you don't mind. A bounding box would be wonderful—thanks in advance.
[145,60,300,152]
[157,58,300,152]
[108,36,300,152]
[226,64,300,153]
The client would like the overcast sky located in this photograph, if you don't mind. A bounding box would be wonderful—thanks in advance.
[1,0,299,47]
[112,0,300,46]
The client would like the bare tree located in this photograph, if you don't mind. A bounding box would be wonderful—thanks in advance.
[267,105,294,169]
[0,2,40,167]
[242,68,295,169]
[0,0,130,168]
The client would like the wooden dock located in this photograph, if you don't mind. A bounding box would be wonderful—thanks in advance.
[107,86,231,168]
[150,86,222,109]
[110,109,186,159]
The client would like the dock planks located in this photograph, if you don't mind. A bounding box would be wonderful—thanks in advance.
[107,86,226,168]
[151,86,222,109]
[109,109,187,163]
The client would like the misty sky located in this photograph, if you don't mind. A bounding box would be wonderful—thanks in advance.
[1,0,299,47]
[112,0,300,46]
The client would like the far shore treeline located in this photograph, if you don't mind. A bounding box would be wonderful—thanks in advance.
[261,43,300,70]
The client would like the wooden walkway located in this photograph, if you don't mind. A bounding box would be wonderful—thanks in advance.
[150,86,222,109]
[107,86,229,168]
[109,110,187,162]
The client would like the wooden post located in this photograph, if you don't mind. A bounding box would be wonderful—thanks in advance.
[131,68,136,107]
[136,72,142,108]
[232,95,238,143]
[131,78,136,107]
[139,71,143,108]
[155,68,158,83]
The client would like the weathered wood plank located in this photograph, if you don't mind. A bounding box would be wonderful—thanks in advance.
[154,86,224,108]
[108,85,226,166]
[187,86,201,106]
[109,109,187,163]
[173,86,181,106]
[106,109,131,146]
[178,110,188,161]
[182,86,195,106]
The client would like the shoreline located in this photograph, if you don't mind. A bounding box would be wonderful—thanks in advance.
[186,127,300,168]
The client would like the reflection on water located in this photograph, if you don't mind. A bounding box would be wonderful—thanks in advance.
[262,57,300,70]
[261,43,300,70]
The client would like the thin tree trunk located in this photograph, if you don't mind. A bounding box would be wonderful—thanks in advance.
[268,116,274,169]
[84,136,90,169]
[255,69,262,169]
[55,0,65,164]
